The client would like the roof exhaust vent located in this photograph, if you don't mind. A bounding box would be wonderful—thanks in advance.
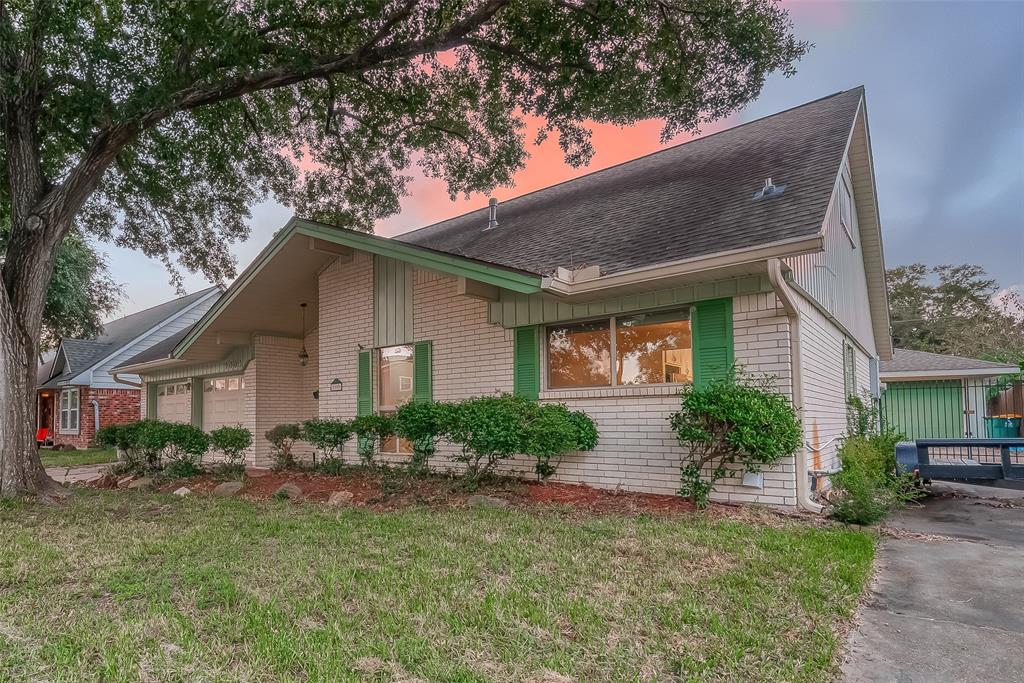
[753,177,786,200]
[485,197,499,230]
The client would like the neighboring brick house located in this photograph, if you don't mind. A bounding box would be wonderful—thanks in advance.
[36,287,221,449]
[115,88,892,510]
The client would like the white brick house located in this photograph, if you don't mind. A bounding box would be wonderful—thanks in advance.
[115,88,892,510]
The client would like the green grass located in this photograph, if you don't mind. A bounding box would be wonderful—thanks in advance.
[0,491,875,682]
[38,447,117,468]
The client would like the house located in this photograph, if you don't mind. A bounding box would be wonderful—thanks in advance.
[36,287,221,449]
[879,348,1020,439]
[113,87,891,510]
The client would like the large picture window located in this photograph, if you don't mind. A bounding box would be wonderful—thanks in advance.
[546,308,692,390]
[59,387,80,433]
[378,345,413,454]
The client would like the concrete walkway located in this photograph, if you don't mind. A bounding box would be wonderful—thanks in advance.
[842,484,1024,682]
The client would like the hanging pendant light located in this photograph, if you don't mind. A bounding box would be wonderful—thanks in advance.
[298,303,309,367]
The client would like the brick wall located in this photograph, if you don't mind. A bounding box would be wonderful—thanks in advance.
[313,258,800,506]
[249,334,319,467]
[50,386,141,449]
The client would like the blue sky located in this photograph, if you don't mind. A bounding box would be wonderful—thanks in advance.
[100,0,1024,317]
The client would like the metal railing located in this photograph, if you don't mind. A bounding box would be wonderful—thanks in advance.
[880,377,1022,441]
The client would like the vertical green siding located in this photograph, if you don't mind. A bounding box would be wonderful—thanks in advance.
[190,376,203,427]
[413,341,433,402]
[146,383,157,418]
[693,298,734,388]
[356,351,373,417]
[513,326,540,400]
[374,255,413,347]
[881,380,964,440]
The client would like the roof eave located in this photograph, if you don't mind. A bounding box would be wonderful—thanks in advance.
[881,367,1019,381]
[540,233,823,297]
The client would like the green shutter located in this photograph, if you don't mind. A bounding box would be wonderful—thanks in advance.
[356,350,373,417]
[513,325,540,400]
[146,383,157,418]
[693,298,734,388]
[412,341,433,402]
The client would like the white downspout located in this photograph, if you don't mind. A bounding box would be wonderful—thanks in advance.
[91,399,100,435]
[767,258,822,513]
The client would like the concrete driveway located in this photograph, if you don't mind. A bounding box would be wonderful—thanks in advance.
[842,483,1024,682]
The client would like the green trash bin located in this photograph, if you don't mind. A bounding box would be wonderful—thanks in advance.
[985,415,1022,438]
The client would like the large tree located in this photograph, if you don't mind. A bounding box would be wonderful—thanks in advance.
[0,0,806,497]
[888,263,1024,364]
[1,223,121,351]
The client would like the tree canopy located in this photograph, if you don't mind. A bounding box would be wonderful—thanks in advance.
[2,0,807,285]
[888,263,1024,365]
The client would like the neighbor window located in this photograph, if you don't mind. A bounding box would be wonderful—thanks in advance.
[378,345,413,454]
[59,387,79,433]
[546,308,692,389]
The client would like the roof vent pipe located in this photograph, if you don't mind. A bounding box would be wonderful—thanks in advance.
[485,197,499,230]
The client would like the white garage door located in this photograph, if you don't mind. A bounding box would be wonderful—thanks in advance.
[202,376,245,432]
[156,381,192,423]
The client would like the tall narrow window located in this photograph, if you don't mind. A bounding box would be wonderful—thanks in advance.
[378,345,413,454]
[59,387,79,433]
[843,342,857,398]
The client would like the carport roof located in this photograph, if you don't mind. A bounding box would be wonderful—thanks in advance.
[880,349,1019,378]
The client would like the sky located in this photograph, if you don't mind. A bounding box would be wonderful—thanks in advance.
[100,0,1024,318]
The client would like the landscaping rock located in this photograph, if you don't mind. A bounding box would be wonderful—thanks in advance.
[116,476,134,488]
[273,482,303,500]
[126,477,154,491]
[326,490,355,506]
[213,481,244,497]
[172,487,191,497]
[468,494,510,509]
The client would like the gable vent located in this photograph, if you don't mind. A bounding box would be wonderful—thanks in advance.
[753,177,786,200]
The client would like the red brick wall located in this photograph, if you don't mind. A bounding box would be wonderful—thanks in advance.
[50,387,141,449]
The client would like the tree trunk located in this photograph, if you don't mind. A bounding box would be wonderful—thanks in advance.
[0,283,55,498]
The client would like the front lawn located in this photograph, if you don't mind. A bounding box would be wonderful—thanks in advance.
[0,491,874,682]
[38,447,117,469]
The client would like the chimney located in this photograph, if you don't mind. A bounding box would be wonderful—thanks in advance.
[485,197,499,230]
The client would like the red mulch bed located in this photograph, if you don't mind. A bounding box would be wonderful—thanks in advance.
[92,466,704,516]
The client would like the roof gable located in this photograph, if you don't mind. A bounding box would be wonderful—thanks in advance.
[397,88,865,277]
[881,348,1019,377]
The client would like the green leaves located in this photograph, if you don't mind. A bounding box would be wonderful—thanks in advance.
[670,373,802,507]
[4,0,807,289]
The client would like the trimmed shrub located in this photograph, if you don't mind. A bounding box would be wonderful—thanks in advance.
[316,457,346,476]
[209,425,252,478]
[302,419,353,466]
[443,394,529,487]
[393,401,449,475]
[265,423,302,470]
[520,402,597,480]
[669,373,802,508]
[162,423,209,479]
[350,414,395,466]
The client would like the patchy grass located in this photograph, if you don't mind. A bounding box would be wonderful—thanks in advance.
[38,447,117,469]
[0,491,874,682]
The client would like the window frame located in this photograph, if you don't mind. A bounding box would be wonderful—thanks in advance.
[838,177,856,248]
[543,306,694,392]
[843,341,858,399]
[376,345,415,454]
[59,387,80,434]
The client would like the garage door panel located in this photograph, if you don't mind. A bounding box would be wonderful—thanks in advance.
[156,381,192,424]
[202,376,245,432]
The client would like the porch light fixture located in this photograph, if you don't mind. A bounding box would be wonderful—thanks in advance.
[298,303,309,367]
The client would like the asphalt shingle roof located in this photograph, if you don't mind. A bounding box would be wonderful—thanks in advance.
[880,349,1019,375]
[117,327,192,369]
[397,88,864,276]
[37,287,219,388]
